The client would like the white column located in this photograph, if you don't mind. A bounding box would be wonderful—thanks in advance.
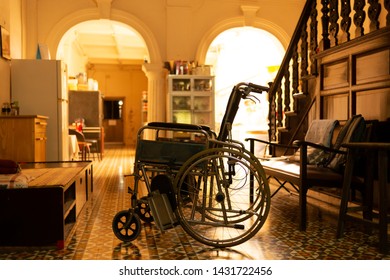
[142,63,166,123]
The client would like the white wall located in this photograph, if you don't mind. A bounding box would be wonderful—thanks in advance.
[0,0,10,29]
[0,59,10,106]
[0,0,10,105]
[0,0,22,105]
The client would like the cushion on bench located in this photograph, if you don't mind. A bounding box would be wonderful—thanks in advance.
[326,115,366,171]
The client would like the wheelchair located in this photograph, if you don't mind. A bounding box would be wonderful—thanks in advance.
[112,82,271,248]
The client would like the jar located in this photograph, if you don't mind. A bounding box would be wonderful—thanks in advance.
[1,103,11,115]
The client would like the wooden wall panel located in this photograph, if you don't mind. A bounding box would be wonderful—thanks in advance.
[322,94,349,120]
[356,89,390,121]
[316,28,390,121]
[322,60,349,90]
[355,48,390,85]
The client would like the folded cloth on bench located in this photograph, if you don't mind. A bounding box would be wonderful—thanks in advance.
[289,119,339,164]
[305,119,339,145]
[0,173,32,189]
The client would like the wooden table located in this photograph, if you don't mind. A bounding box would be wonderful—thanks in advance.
[0,161,93,249]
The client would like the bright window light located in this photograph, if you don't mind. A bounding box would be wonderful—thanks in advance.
[205,27,285,151]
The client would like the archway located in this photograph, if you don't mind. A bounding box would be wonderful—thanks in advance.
[201,24,286,156]
[56,19,149,76]
[46,9,161,64]
[45,9,165,145]
[53,16,155,146]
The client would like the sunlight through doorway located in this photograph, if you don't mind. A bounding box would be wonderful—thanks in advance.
[205,27,285,156]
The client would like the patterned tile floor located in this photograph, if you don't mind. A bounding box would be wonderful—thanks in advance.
[0,145,388,260]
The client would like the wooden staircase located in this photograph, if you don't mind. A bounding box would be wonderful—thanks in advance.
[267,0,390,155]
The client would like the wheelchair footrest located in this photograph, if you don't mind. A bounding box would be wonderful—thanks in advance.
[147,191,177,232]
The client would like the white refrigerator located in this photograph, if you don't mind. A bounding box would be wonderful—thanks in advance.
[11,59,69,161]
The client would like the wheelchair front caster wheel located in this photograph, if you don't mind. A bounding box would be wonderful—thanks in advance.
[112,210,141,242]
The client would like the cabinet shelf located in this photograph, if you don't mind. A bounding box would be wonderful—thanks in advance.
[167,75,215,129]
[64,200,76,218]
[64,182,76,217]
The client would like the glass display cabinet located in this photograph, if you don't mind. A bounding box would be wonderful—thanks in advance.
[167,75,215,129]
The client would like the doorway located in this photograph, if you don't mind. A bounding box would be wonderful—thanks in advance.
[56,19,150,146]
[103,98,124,143]
[205,27,285,155]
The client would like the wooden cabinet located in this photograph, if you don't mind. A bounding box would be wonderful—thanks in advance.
[0,115,48,162]
[167,75,215,129]
[0,161,93,249]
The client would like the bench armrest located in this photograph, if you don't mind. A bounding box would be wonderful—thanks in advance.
[342,142,390,150]
[245,137,299,150]
[294,140,347,155]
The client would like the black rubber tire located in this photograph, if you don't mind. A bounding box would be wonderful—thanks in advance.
[112,210,141,242]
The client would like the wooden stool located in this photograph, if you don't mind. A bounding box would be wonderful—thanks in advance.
[337,142,390,253]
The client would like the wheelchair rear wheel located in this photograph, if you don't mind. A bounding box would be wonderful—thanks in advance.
[174,147,270,248]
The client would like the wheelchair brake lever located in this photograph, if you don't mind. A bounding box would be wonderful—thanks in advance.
[245,94,260,103]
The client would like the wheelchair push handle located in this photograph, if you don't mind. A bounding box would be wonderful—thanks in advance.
[247,83,269,93]
[217,82,269,142]
[236,82,269,96]
[234,82,269,104]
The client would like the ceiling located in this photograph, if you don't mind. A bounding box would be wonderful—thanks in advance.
[63,20,149,65]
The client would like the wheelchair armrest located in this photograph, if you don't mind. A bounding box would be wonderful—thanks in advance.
[147,122,205,131]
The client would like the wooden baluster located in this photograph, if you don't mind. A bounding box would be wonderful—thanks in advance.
[340,0,352,43]
[354,0,366,37]
[329,0,339,46]
[385,0,390,26]
[309,0,318,75]
[277,85,283,128]
[300,22,309,94]
[283,70,291,130]
[292,46,299,112]
[284,69,291,113]
[268,89,277,142]
[368,0,381,31]
[320,0,330,51]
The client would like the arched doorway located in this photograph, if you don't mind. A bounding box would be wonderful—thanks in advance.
[43,7,164,144]
[56,19,150,146]
[205,27,285,155]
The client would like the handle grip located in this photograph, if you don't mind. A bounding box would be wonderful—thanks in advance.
[248,83,269,93]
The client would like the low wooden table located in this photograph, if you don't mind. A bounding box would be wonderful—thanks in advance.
[0,161,93,249]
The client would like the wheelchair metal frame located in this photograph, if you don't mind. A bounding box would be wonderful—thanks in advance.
[112,82,271,248]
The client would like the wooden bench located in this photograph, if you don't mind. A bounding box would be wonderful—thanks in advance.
[246,115,370,231]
